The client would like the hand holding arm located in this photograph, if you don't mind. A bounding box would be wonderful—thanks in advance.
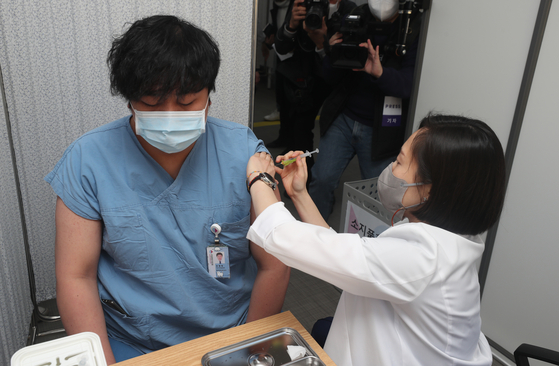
[247,152,279,217]
[247,152,277,182]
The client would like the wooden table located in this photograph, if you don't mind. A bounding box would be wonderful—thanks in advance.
[114,311,336,365]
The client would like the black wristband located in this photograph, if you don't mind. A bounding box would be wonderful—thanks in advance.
[247,172,277,192]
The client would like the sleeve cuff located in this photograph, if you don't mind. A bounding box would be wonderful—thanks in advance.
[284,25,297,38]
[247,202,296,247]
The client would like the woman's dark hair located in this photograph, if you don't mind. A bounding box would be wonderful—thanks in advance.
[409,114,506,235]
[107,15,221,101]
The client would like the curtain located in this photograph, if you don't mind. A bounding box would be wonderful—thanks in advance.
[0,1,255,363]
[0,69,33,366]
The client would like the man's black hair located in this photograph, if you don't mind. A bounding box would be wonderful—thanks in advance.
[107,15,221,101]
[409,114,506,236]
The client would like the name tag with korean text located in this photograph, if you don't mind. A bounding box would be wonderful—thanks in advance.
[382,96,402,127]
[207,245,231,279]
[207,223,230,279]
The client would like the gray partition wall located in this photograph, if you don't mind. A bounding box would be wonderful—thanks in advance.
[0,1,255,364]
[480,1,558,362]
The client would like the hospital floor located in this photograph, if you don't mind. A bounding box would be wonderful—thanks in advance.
[252,82,363,332]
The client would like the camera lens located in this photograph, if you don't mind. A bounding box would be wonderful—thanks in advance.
[306,12,322,29]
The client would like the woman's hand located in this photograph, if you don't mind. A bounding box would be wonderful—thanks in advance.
[275,151,308,197]
[247,152,276,182]
[354,39,383,78]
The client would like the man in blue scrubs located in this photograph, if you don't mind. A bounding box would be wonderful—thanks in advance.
[45,15,290,364]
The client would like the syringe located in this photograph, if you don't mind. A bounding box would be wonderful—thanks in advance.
[278,148,319,167]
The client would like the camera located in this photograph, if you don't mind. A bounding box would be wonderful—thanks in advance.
[330,13,369,69]
[329,0,426,69]
[304,0,329,30]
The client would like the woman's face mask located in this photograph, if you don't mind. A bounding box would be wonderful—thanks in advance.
[133,98,209,154]
[378,130,430,223]
[378,162,423,211]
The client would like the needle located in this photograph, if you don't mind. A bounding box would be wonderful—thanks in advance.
[277,148,319,167]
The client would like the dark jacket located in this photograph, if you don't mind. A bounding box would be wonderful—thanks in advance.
[319,5,423,160]
[274,0,357,86]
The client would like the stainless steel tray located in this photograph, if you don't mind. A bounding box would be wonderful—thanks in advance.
[284,356,326,366]
[201,328,320,366]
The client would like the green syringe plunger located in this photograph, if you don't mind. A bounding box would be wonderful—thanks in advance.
[280,148,319,166]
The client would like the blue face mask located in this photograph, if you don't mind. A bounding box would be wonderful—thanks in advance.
[133,98,209,154]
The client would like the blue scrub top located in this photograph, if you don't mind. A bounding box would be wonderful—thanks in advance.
[45,115,267,353]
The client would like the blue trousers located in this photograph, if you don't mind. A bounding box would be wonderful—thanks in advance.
[109,337,144,362]
[309,112,395,221]
[311,317,333,348]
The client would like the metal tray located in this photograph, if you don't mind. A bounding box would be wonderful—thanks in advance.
[284,356,326,366]
[201,328,319,366]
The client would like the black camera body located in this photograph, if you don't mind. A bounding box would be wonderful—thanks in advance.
[329,0,426,69]
[330,13,369,69]
[304,0,329,30]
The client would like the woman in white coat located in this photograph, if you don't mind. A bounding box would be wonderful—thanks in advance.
[246,114,506,366]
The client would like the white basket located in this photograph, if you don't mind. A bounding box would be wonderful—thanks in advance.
[11,332,107,366]
[339,178,398,237]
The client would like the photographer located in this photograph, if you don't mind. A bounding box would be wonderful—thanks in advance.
[260,0,290,128]
[309,0,422,220]
[273,0,356,159]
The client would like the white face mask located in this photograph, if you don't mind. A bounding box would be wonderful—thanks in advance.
[133,98,209,154]
[368,0,399,21]
[328,2,339,19]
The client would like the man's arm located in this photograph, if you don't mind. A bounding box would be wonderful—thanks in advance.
[245,189,290,323]
[275,0,304,55]
[55,197,116,364]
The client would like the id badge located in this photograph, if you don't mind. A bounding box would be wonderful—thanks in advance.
[382,96,402,127]
[207,246,230,279]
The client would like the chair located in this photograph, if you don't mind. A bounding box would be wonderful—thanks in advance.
[27,298,67,345]
[23,239,66,344]
[514,344,559,366]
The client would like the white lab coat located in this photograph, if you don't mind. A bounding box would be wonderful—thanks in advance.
[247,202,492,366]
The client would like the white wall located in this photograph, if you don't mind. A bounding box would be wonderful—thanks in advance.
[414,0,558,361]
[413,0,539,146]
[480,1,559,361]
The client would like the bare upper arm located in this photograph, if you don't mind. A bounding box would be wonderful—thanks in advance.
[55,197,102,281]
